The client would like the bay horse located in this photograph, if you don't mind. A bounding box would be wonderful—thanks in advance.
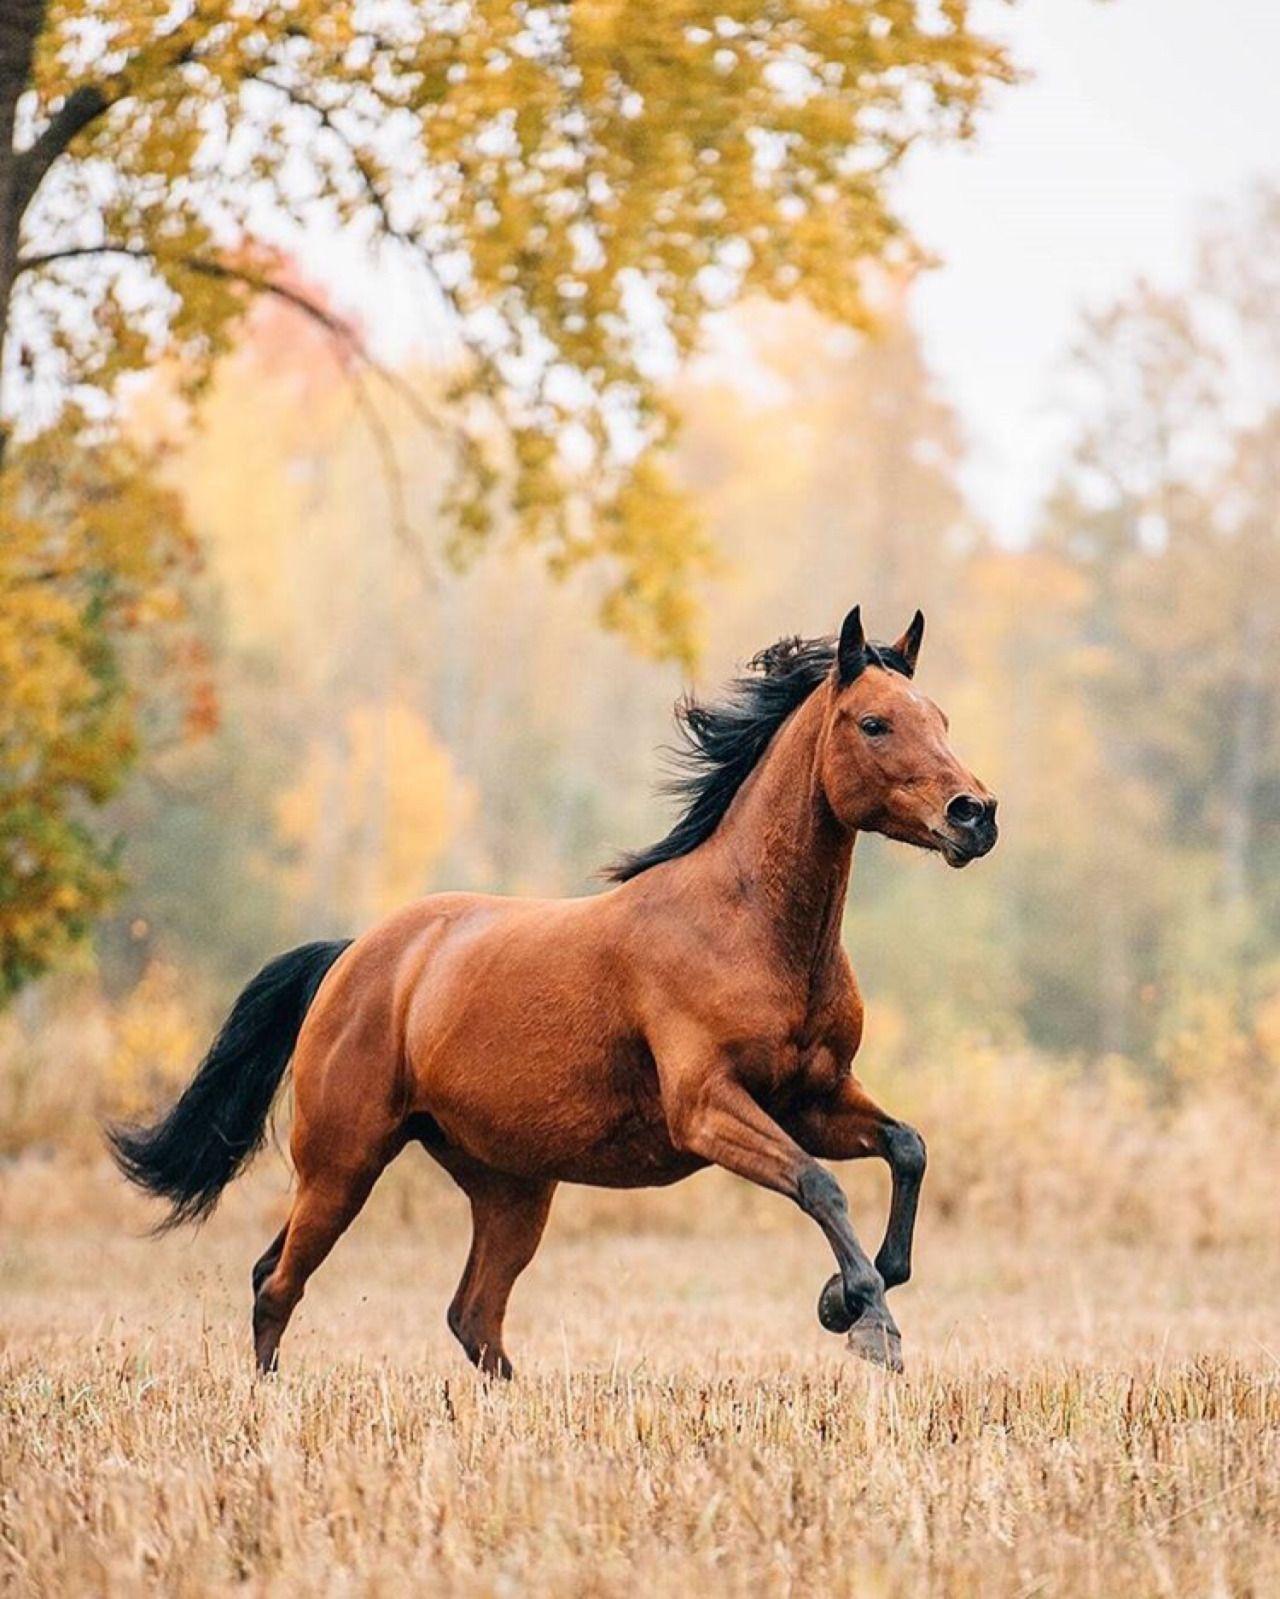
[111,606,997,1376]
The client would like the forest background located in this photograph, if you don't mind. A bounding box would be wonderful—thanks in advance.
[3,0,1279,1248]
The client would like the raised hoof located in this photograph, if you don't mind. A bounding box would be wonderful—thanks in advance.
[818,1273,856,1333]
[846,1317,904,1374]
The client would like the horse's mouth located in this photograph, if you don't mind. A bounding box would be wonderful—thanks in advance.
[930,827,996,869]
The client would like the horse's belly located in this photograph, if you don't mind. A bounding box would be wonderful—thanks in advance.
[549,1112,706,1188]
[414,990,691,1185]
[429,1061,700,1187]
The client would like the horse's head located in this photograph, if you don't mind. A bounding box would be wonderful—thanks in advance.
[820,606,997,868]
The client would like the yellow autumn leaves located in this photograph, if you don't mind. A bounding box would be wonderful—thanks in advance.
[275,701,470,925]
[0,423,202,998]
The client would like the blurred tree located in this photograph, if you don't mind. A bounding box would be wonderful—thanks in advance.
[1030,185,1280,1056]
[680,292,973,646]
[0,420,204,999]
[2,0,1012,659]
[276,700,469,927]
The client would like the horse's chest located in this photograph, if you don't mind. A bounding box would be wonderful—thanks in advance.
[753,987,863,1103]
[769,1036,850,1101]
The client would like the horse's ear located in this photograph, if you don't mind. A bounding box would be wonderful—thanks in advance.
[837,605,868,684]
[891,609,925,677]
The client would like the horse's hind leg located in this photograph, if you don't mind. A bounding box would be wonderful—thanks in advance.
[446,1170,556,1379]
[251,1223,288,1300]
[251,1000,406,1372]
[252,1158,389,1373]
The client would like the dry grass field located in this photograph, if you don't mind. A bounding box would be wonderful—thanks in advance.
[3,1138,1279,1598]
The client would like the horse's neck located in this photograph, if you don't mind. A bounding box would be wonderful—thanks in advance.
[704,682,854,977]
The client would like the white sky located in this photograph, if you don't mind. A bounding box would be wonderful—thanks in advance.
[895,0,1280,542]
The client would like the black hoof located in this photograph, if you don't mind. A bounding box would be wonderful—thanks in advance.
[818,1273,857,1334]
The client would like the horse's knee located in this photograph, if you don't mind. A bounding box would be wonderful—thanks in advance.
[797,1161,848,1221]
[884,1122,926,1184]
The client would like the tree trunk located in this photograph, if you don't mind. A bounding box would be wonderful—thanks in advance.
[0,1,46,472]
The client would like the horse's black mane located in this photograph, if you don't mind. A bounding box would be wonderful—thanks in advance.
[606,631,914,883]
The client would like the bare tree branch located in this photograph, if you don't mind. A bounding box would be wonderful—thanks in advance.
[12,12,208,221]
[247,70,482,360]
[14,242,467,582]
[16,243,439,416]
[337,352,435,588]
[17,241,357,334]
[12,85,108,216]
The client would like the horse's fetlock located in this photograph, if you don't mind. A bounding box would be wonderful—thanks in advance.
[876,1248,911,1290]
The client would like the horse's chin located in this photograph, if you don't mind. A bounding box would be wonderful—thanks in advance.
[879,823,980,868]
[927,828,977,868]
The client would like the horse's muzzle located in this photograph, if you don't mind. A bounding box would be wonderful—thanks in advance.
[935,796,998,867]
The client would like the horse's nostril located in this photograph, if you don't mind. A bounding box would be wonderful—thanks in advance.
[946,794,987,827]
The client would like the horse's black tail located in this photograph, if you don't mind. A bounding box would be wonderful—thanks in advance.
[108,940,351,1230]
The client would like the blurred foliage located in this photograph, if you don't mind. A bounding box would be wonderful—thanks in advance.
[3,0,1013,660]
[1031,183,1280,1059]
[103,957,201,1117]
[0,420,205,999]
[276,700,470,926]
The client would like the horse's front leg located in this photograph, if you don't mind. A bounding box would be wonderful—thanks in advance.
[790,1076,927,1293]
[657,1052,902,1370]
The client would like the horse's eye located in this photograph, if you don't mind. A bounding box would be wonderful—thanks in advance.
[859,716,890,737]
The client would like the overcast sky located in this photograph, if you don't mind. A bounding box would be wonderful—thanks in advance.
[896,0,1280,543]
